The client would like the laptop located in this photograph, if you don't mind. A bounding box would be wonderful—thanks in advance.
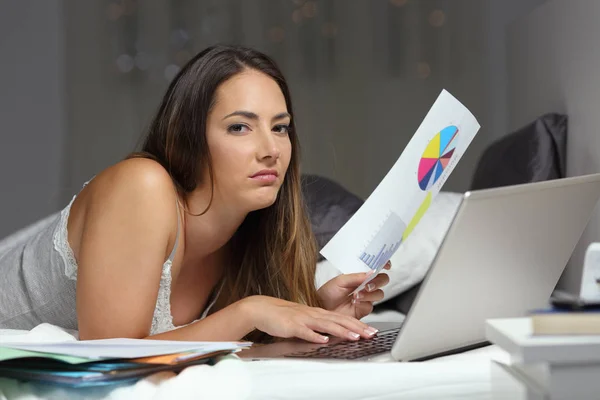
[239,173,600,362]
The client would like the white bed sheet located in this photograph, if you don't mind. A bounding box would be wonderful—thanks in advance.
[0,319,514,400]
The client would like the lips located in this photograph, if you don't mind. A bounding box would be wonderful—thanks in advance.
[250,169,279,178]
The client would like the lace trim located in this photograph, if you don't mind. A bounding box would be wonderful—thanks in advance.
[52,195,79,281]
[151,260,177,335]
[150,260,222,336]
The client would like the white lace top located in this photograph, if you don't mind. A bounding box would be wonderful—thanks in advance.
[52,192,217,336]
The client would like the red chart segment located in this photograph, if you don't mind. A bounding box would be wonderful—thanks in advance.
[417,158,438,182]
[441,148,455,159]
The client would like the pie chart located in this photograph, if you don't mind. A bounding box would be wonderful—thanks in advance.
[418,125,459,191]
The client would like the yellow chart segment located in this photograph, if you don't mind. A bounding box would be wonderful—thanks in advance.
[402,192,432,241]
[421,133,441,159]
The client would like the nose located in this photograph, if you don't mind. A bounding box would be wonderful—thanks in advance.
[256,130,281,161]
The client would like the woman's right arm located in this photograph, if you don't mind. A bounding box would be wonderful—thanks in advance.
[75,158,181,340]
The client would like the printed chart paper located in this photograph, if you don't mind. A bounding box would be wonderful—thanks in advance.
[320,89,480,294]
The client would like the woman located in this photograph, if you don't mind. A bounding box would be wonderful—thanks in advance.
[0,45,390,344]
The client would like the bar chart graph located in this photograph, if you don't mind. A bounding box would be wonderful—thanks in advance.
[358,211,406,271]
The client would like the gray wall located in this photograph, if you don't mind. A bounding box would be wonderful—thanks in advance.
[63,0,148,201]
[483,0,548,142]
[0,0,66,239]
[507,0,600,293]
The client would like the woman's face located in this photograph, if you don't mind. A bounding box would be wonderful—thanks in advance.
[204,69,292,212]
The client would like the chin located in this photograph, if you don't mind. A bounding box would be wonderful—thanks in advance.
[247,189,279,211]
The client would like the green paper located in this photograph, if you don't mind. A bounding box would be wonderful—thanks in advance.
[0,347,92,364]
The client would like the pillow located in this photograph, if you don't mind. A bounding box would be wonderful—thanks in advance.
[315,191,463,304]
[301,174,363,261]
[470,113,567,190]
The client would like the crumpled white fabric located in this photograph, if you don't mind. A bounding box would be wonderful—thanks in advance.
[0,323,78,343]
[0,323,511,400]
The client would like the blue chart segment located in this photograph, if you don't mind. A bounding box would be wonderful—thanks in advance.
[359,211,406,271]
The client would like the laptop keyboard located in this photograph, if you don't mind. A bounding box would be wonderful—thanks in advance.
[285,327,401,360]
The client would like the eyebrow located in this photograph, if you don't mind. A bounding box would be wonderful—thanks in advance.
[222,110,291,122]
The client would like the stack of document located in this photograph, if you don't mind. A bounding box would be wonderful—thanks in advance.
[0,338,251,387]
[486,318,600,399]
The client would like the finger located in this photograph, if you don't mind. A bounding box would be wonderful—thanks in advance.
[355,289,385,303]
[354,302,374,320]
[335,271,373,289]
[294,326,330,344]
[319,310,378,339]
[383,260,392,270]
[364,273,390,292]
[312,308,377,337]
[306,318,362,341]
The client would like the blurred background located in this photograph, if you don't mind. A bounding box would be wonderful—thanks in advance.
[3,0,600,293]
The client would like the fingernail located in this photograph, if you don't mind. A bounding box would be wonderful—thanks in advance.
[365,327,378,336]
[355,292,363,300]
[351,298,358,305]
[349,332,360,340]
[321,336,329,342]
[367,283,375,292]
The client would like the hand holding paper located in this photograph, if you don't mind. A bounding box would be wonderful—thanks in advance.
[318,261,392,319]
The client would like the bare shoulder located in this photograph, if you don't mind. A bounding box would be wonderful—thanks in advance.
[91,157,175,198]
[68,157,179,260]
[83,157,177,212]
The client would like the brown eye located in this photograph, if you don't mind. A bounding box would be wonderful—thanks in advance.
[273,124,290,134]
[228,124,250,134]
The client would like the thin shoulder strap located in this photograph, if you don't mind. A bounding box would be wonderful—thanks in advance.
[167,200,181,263]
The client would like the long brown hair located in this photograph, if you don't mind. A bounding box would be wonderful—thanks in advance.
[131,44,322,342]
